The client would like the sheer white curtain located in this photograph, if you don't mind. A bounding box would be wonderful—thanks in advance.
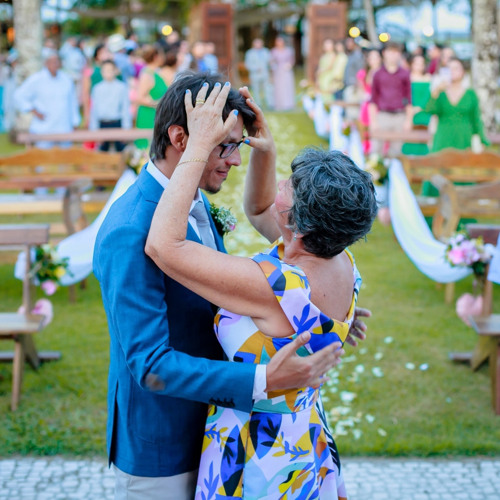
[388,159,472,283]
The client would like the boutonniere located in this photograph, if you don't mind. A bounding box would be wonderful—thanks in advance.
[210,203,237,236]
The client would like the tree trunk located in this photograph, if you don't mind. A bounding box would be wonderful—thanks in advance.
[13,0,43,83]
[363,0,379,46]
[12,0,43,131]
[472,0,498,133]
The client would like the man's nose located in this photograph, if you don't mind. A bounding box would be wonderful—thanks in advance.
[226,148,241,167]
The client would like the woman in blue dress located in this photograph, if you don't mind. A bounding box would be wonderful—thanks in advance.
[146,82,377,499]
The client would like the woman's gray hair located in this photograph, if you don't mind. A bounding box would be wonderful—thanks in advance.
[289,148,378,258]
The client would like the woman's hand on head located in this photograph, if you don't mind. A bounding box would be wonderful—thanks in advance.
[184,81,239,156]
[239,86,275,153]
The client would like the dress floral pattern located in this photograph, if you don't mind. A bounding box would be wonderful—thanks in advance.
[195,241,361,499]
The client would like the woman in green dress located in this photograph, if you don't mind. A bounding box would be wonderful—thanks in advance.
[135,45,168,150]
[422,57,490,224]
[402,54,432,156]
[424,58,489,153]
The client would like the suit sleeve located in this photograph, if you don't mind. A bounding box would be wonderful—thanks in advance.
[94,221,257,412]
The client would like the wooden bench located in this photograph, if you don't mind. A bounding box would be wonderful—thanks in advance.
[15,128,153,147]
[0,147,125,235]
[0,224,60,411]
[401,149,500,217]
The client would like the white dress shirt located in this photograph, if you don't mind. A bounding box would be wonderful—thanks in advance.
[14,67,80,134]
[89,79,132,130]
[146,160,267,401]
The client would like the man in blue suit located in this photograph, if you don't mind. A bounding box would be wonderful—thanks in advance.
[93,73,357,499]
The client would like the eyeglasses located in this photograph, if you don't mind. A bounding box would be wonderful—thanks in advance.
[218,138,246,159]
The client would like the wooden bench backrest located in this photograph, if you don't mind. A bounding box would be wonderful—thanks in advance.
[0,224,50,312]
[0,147,124,189]
[431,176,500,240]
[402,149,500,185]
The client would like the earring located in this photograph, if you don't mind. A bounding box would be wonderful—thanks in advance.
[293,232,297,241]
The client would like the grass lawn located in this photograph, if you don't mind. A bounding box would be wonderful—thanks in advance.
[0,113,499,458]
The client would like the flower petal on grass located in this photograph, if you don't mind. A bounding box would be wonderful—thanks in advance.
[374,352,384,361]
[384,336,394,344]
[405,362,415,370]
[377,428,387,437]
[355,364,365,373]
[419,363,429,371]
[372,367,384,378]
[340,391,357,403]
[365,414,375,423]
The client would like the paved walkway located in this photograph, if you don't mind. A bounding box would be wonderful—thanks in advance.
[1,456,500,499]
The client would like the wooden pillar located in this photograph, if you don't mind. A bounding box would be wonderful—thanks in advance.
[306,3,347,84]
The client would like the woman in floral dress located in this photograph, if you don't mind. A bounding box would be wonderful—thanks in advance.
[146,82,377,499]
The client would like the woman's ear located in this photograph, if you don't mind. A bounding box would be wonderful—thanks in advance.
[167,125,188,152]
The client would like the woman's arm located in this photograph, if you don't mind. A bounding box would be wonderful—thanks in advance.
[240,87,280,242]
[145,83,288,333]
[470,90,490,146]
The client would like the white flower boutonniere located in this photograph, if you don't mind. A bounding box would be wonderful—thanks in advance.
[210,203,237,236]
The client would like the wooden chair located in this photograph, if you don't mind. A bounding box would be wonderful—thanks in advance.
[0,224,60,411]
[401,148,500,217]
[429,177,500,303]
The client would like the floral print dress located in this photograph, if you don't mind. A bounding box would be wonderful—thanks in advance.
[195,241,361,499]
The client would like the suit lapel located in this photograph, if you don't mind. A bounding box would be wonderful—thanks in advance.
[202,193,226,253]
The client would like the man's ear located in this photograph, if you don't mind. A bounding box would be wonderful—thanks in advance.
[167,125,188,152]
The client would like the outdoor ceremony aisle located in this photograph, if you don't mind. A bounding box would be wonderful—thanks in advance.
[1,456,500,499]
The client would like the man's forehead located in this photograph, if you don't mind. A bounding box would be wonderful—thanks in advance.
[224,117,244,142]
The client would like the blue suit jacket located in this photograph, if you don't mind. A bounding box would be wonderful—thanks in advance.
[93,168,256,477]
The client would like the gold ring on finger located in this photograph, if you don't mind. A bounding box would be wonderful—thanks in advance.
[195,99,205,105]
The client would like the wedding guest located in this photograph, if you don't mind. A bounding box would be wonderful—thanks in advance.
[89,59,131,152]
[331,40,348,100]
[1,50,18,132]
[270,36,295,111]
[369,41,412,157]
[402,54,432,156]
[14,51,80,148]
[357,48,382,154]
[315,38,337,106]
[190,41,208,73]
[427,43,442,75]
[424,58,489,154]
[244,38,272,109]
[81,43,113,127]
[157,49,178,88]
[145,80,377,498]
[202,42,218,74]
[60,37,86,102]
[343,37,365,120]
[134,44,167,150]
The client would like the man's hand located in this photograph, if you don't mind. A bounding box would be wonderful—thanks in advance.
[345,307,371,347]
[266,332,344,391]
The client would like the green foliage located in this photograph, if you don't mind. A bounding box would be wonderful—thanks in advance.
[62,17,118,37]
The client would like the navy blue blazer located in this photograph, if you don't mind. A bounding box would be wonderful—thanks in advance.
[93,168,256,477]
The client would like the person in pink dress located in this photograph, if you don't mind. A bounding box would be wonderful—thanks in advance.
[270,36,295,111]
[356,49,382,154]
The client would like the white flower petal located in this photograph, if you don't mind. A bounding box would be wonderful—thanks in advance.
[365,414,375,423]
[372,367,384,378]
[384,336,394,344]
[377,428,387,437]
[419,363,429,371]
[374,352,384,360]
[405,362,415,370]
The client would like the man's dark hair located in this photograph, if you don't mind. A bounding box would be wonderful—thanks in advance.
[382,41,403,53]
[150,71,257,160]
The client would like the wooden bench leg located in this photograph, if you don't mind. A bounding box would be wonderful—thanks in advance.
[444,282,455,304]
[22,335,40,370]
[491,341,500,415]
[471,336,495,371]
[11,338,25,411]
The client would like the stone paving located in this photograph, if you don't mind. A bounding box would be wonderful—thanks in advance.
[1,456,500,499]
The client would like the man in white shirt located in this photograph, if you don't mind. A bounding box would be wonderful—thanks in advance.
[14,50,80,149]
[244,38,273,109]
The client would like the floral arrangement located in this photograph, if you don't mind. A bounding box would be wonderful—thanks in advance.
[123,145,149,174]
[210,203,237,236]
[364,154,389,186]
[30,244,70,296]
[444,231,493,278]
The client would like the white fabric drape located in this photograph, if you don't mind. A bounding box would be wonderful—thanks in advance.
[488,234,500,284]
[388,159,472,283]
[15,169,137,286]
